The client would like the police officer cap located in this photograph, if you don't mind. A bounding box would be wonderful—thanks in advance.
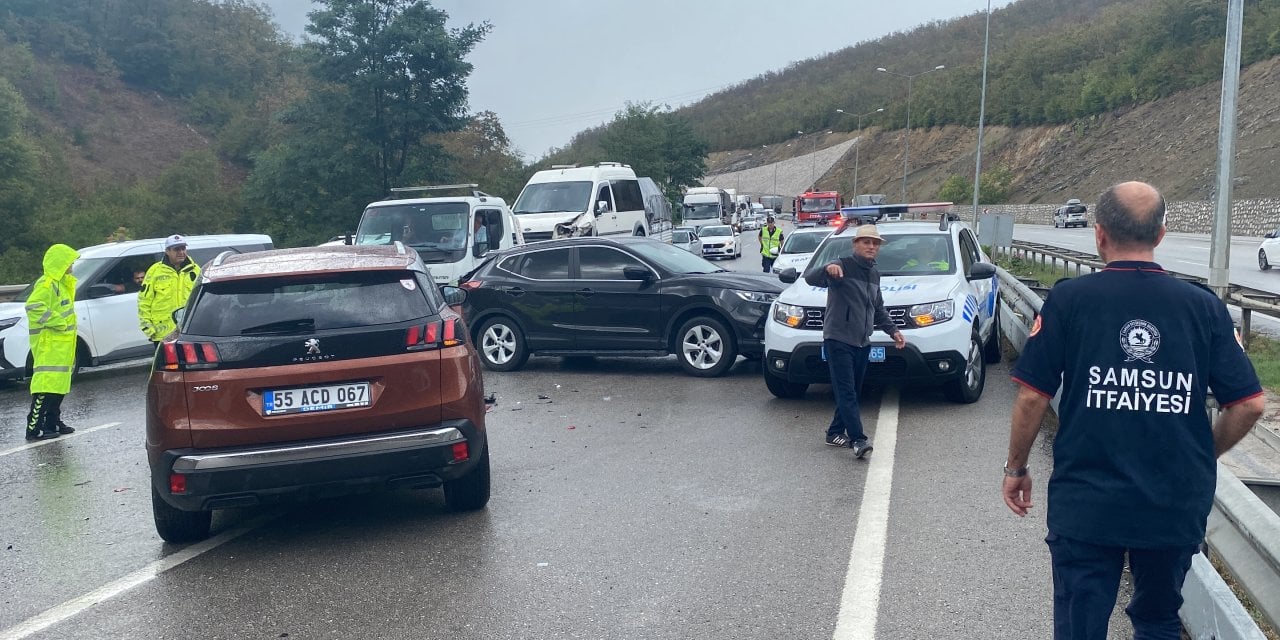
[164,234,188,250]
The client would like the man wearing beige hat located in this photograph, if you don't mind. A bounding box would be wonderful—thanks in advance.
[803,224,906,459]
[138,234,201,343]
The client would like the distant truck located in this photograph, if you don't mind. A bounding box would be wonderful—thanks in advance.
[853,194,888,206]
[683,186,732,230]
[759,195,785,213]
[794,190,842,225]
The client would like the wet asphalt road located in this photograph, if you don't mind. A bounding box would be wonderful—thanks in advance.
[2,229,1135,639]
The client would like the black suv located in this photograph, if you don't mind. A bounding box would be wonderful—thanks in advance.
[460,237,783,377]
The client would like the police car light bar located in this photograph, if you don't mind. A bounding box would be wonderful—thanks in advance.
[839,202,954,226]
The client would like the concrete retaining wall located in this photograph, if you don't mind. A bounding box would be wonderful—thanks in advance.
[979,199,1280,236]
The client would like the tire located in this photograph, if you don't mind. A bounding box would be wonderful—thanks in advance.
[443,446,491,511]
[1260,250,1271,271]
[476,316,529,372]
[676,315,737,377]
[943,329,987,404]
[152,487,212,543]
[983,301,1003,364]
[764,364,807,399]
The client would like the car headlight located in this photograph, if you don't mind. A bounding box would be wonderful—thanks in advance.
[725,240,735,246]
[772,302,804,327]
[0,316,20,332]
[735,290,777,304]
[908,300,954,327]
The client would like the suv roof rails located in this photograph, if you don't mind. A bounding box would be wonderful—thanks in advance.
[393,241,407,255]
[211,250,235,267]
[550,164,578,169]
[387,183,492,200]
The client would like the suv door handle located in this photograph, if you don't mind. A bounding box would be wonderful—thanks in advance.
[576,288,595,297]
[502,286,525,297]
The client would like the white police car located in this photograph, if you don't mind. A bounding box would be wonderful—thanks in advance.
[762,219,1001,403]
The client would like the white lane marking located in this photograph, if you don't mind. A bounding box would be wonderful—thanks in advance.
[0,422,122,458]
[833,387,899,640]
[0,514,275,640]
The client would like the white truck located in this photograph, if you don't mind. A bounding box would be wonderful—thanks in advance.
[352,184,524,286]
[682,187,732,232]
[511,162,652,241]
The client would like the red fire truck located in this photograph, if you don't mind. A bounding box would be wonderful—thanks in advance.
[794,190,842,224]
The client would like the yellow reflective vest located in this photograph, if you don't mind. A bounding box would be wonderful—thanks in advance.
[26,244,80,395]
[760,226,783,258]
[138,258,201,341]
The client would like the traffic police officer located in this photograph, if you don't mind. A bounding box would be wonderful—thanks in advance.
[759,216,783,273]
[138,234,201,343]
[1001,181,1265,639]
[25,243,80,440]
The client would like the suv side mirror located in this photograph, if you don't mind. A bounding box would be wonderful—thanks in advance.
[967,262,997,280]
[172,307,186,325]
[595,200,610,215]
[778,267,798,284]
[1267,231,1278,239]
[623,266,652,282]
[440,286,467,306]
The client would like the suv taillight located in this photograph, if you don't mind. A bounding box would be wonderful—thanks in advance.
[161,340,221,370]
[405,318,464,351]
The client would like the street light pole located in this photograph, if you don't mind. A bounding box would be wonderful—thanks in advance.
[972,0,992,226]
[877,64,946,203]
[837,107,884,196]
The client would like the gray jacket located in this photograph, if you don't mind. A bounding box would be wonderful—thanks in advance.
[803,254,897,347]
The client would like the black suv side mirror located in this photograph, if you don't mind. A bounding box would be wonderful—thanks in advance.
[440,286,467,306]
[778,267,799,284]
[623,266,652,282]
[967,262,997,280]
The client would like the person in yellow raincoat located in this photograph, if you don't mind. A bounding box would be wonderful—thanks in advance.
[25,244,80,440]
[138,234,201,343]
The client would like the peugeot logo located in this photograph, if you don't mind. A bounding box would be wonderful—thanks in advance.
[304,338,321,354]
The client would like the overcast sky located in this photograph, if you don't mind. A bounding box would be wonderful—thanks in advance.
[261,0,1014,159]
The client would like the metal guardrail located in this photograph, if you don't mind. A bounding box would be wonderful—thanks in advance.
[994,262,1278,637]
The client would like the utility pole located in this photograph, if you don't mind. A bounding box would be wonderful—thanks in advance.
[1210,0,1244,299]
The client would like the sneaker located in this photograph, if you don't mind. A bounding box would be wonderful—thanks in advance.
[852,439,873,459]
[825,434,851,448]
[55,422,75,435]
[24,429,59,441]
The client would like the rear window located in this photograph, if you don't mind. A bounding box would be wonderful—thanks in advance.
[185,270,434,337]
[1062,205,1087,214]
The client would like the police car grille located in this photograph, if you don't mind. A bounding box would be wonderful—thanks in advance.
[887,307,912,328]
[801,307,825,330]
[523,231,554,242]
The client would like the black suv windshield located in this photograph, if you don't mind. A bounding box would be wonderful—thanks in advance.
[186,270,433,337]
[513,181,592,215]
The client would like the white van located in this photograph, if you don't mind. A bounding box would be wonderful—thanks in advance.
[352,185,524,286]
[512,162,651,241]
[0,234,273,380]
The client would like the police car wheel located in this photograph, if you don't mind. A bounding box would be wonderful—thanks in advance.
[676,316,737,377]
[1260,250,1271,271]
[943,330,986,404]
[764,365,807,399]
[477,316,530,372]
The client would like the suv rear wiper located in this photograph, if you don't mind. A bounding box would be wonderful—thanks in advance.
[240,318,316,335]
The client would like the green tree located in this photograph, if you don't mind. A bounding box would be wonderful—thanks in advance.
[978,166,1015,204]
[434,111,527,201]
[938,175,972,204]
[597,102,708,202]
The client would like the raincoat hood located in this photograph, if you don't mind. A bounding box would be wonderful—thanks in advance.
[42,244,79,280]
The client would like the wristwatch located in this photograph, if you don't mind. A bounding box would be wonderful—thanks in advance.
[1003,463,1028,478]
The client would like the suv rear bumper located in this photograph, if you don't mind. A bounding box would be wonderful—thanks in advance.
[765,342,966,386]
[151,419,486,512]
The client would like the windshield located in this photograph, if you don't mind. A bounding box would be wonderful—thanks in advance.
[671,230,693,243]
[628,241,727,275]
[683,203,721,220]
[13,257,114,302]
[801,197,838,213]
[513,181,592,215]
[355,202,469,263]
[782,231,830,254]
[810,232,956,276]
[700,226,733,237]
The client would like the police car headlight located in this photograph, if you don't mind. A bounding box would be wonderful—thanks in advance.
[908,300,954,327]
[735,290,777,304]
[773,302,804,327]
[0,316,19,332]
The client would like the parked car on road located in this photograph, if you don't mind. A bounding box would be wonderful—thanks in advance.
[764,220,1000,403]
[741,214,763,231]
[670,227,701,254]
[146,244,490,542]
[698,225,742,260]
[460,237,783,377]
[770,226,832,274]
[1054,199,1088,228]
[1260,226,1280,270]
[0,234,273,382]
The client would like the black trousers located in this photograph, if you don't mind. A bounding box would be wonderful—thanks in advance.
[26,393,65,435]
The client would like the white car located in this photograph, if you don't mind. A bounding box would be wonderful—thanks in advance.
[1053,199,1088,228]
[0,234,273,380]
[762,220,1000,403]
[771,226,833,274]
[698,225,742,259]
[670,227,701,254]
[741,214,762,231]
[1259,226,1280,271]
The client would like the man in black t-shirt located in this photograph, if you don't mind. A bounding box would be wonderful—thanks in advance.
[1001,181,1265,639]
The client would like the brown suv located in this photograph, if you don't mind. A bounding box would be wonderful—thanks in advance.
[146,244,490,542]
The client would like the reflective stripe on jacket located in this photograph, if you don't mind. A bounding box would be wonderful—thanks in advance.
[27,244,79,395]
[760,227,783,257]
[138,258,201,341]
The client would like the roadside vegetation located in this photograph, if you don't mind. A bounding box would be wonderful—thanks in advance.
[995,254,1280,392]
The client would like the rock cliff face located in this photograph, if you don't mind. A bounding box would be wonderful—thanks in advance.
[708,56,1280,212]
